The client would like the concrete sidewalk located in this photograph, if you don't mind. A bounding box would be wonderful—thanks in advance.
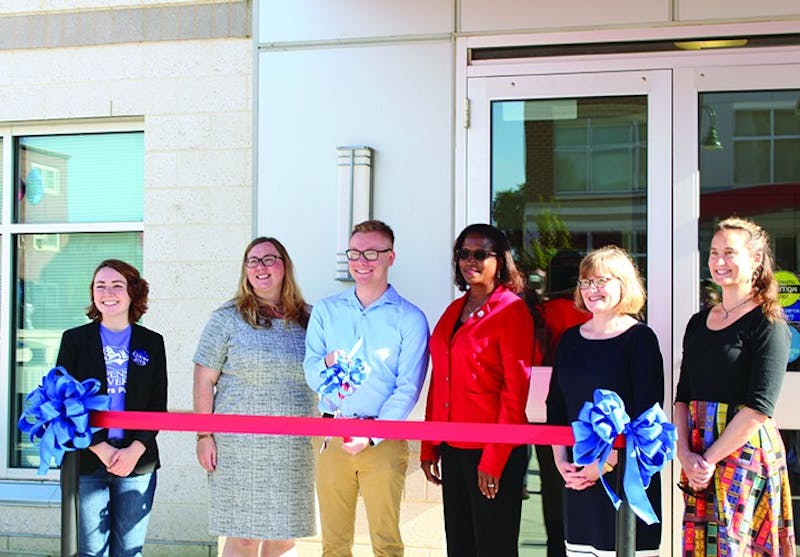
[520,452,548,556]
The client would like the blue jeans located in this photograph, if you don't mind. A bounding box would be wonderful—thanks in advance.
[78,469,157,557]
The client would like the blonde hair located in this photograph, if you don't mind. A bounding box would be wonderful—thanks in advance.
[574,246,646,316]
[235,237,310,329]
[714,216,784,322]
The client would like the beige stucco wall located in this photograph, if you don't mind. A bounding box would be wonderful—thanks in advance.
[0,0,228,15]
[0,27,252,557]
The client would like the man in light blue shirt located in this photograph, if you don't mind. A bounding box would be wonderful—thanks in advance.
[305,219,429,557]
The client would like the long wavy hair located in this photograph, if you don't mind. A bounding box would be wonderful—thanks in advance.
[714,216,784,322]
[235,237,310,329]
[86,259,149,323]
[453,223,525,294]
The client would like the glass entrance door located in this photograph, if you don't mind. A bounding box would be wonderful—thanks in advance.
[674,64,800,553]
[464,51,800,557]
[674,65,800,429]
[465,70,673,554]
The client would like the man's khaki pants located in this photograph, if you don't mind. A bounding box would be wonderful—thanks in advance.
[316,437,409,557]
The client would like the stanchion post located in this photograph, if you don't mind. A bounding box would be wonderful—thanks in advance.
[60,451,79,557]
[615,445,635,557]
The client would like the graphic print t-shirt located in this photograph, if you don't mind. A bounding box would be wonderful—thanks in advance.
[99,324,131,440]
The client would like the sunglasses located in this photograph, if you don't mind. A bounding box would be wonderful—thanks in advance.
[456,248,496,262]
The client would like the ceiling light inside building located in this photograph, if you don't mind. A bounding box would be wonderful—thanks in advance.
[674,39,749,50]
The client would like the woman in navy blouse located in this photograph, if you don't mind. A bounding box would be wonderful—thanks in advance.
[547,246,663,556]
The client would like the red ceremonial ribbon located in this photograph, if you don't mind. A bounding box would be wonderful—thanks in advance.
[91,411,625,447]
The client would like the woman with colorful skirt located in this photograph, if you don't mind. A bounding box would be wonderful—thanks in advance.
[675,216,795,556]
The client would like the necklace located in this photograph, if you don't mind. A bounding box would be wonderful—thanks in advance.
[464,293,491,318]
[719,296,753,319]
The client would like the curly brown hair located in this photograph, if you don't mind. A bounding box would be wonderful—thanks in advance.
[86,259,149,323]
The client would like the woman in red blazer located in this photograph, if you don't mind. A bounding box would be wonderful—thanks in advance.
[421,223,533,557]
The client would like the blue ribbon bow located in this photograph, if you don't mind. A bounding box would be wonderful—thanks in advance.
[317,355,371,414]
[572,388,677,525]
[17,366,110,475]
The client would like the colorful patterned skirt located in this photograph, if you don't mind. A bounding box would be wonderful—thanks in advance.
[682,400,796,556]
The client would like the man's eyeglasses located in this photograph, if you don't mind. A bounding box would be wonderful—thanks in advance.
[345,248,393,262]
[244,255,284,268]
[577,276,615,290]
[456,248,496,262]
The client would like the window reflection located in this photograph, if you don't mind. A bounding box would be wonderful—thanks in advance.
[491,96,649,553]
[15,132,144,224]
[12,232,142,469]
[699,90,800,371]
[491,96,648,306]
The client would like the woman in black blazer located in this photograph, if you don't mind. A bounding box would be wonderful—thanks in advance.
[56,259,167,557]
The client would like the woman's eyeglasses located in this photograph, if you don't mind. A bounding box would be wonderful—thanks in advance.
[244,255,284,268]
[345,248,393,261]
[456,248,496,262]
[577,276,615,290]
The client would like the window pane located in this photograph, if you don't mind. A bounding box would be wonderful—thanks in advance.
[734,140,770,185]
[592,149,631,192]
[12,232,143,469]
[591,122,631,145]
[636,142,647,191]
[699,90,800,374]
[492,98,650,550]
[553,123,586,147]
[775,139,800,183]
[15,132,144,224]
[491,94,648,309]
[554,152,587,192]
[734,109,771,136]
[775,109,800,135]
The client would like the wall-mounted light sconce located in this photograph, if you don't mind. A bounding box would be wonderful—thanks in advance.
[336,146,374,280]
[701,105,723,150]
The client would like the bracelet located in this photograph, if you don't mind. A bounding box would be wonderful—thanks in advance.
[603,462,614,474]
[197,433,214,441]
